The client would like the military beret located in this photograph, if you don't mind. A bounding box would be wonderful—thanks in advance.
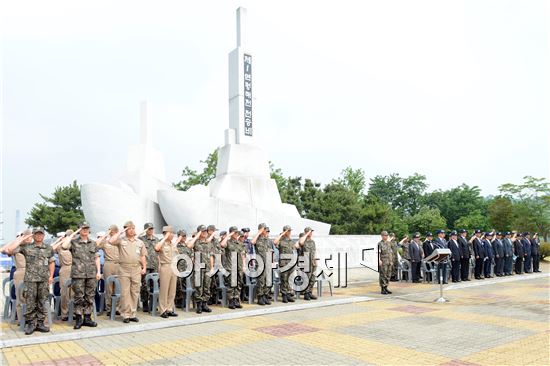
[196,225,207,232]
[229,226,239,233]
[458,229,467,234]
[78,222,91,229]
[304,227,314,233]
[426,232,433,237]
[219,231,227,236]
[283,225,292,232]
[123,221,135,228]
[162,225,174,233]
[258,223,267,230]
[380,230,389,236]
[177,229,187,237]
[207,224,217,231]
[33,227,45,234]
[144,222,154,230]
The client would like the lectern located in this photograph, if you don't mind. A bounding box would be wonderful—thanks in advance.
[425,248,451,303]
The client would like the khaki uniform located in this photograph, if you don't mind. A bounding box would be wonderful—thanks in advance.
[378,240,393,289]
[97,239,120,312]
[56,247,72,318]
[63,237,99,316]
[112,237,146,319]
[13,251,26,321]
[157,242,178,314]
[14,243,55,328]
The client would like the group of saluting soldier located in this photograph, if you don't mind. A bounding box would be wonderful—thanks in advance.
[1,221,318,335]
[377,229,543,294]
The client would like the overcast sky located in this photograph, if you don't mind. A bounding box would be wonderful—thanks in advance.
[1,0,548,240]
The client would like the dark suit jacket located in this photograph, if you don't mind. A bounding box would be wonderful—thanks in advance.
[409,241,422,262]
[483,239,494,258]
[434,237,448,249]
[492,239,504,258]
[530,238,540,255]
[514,239,524,257]
[448,239,461,261]
[522,238,532,256]
[457,236,470,259]
[473,237,486,258]
[503,238,514,256]
[423,240,435,258]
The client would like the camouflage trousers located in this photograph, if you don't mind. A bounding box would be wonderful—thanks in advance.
[225,271,243,300]
[280,261,295,296]
[304,264,317,294]
[24,281,49,325]
[256,255,270,298]
[140,268,156,304]
[72,278,96,316]
[379,263,392,289]
[194,269,211,302]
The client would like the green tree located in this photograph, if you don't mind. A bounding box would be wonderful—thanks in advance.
[173,150,218,191]
[454,210,490,233]
[423,184,487,229]
[404,206,446,235]
[368,173,428,215]
[487,196,515,232]
[26,180,84,235]
[499,176,550,240]
[334,166,366,196]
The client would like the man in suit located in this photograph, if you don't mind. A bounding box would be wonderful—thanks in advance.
[483,232,494,278]
[502,231,514,276]
[448,231,461,283]
[423,232,435,282]
[472,229,485,280]
[531,233,541,272]
[492,232,505,277]
[433,229,448,284]
[522,232,532,273]
[409,233,423,283]
[513,233,524,274]
[457,229,471,281]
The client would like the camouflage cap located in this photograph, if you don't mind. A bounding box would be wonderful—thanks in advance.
[236,230,244,236]
[144,222,154,230]
[207,224,217,231]
[299,232,305,238]
[33,226,45,234]
[380,230,389,236]
[177,229,187,237]
[304,227,314,233]
[258,223,267,230]
[219,231,227,236]
[283,225,292,231]
[78,222,91,229]
[197,225,207,232]
[229,226,239,233]
[162,225,174,233]
[241,228,251,233]
[265,227,270,232]
[123,221,135,228]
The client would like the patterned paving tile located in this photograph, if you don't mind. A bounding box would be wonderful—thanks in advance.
[254,322,320,337]
[387,305,439,314]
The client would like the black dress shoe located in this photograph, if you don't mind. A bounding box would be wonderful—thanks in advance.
[129,317,139,322]
[168,311,178,317]
[123,318,130,323]
[61,316,69,321]
[160,312,169,318]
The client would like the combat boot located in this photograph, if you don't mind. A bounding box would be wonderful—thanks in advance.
[234,299,242,309]
[287,295,295,302]
[258,296,265,306]
[304,292,311,300]
[74,314,83,329]
[24,322,35,335]
[83,314,97,327]
[381,288,388,294]
[142,299,149,313]
[228,299,235,310]
[196,301,202,314]
[263,295,271,305]
[35,321,50,333]
[309,292,317,300]
[282,294,288,303]
[385,287,392,294]
[202,302,212,313]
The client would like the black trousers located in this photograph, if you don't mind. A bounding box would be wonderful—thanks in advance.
[515,257,523,274]
[532,254,540,272]
[460,258,470,280]
[437,262,447,283]
[504,256,513,274]
[411,262,420,282]
[451,260,460,281]
[474,258,484,278]
[494,257,504,275]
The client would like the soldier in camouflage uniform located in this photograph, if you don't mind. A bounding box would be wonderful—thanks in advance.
[274,225,299,303]
[206,225,221,306]
[138,223,159,312]
[299,227,318,300]
[220,227,245,309]
[5,227,55,335]
[188,225,214,314]
[251,223,273,306]
[378,231,394,295]
[389,233,399,281]
[62,222,101,329]
[174,230,193,308]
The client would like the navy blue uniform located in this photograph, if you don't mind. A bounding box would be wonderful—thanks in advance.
[522,238,532,273]
[434,237,448,284]
[492,239,505,276]
[514,239,524,274]
[503,238,514,275]
[448,239,461,282]
[531,238,541,272]
[473,237,485,279]
[457,236,470,280]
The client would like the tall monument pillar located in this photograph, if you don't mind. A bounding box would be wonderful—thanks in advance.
[228,7,254,145]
